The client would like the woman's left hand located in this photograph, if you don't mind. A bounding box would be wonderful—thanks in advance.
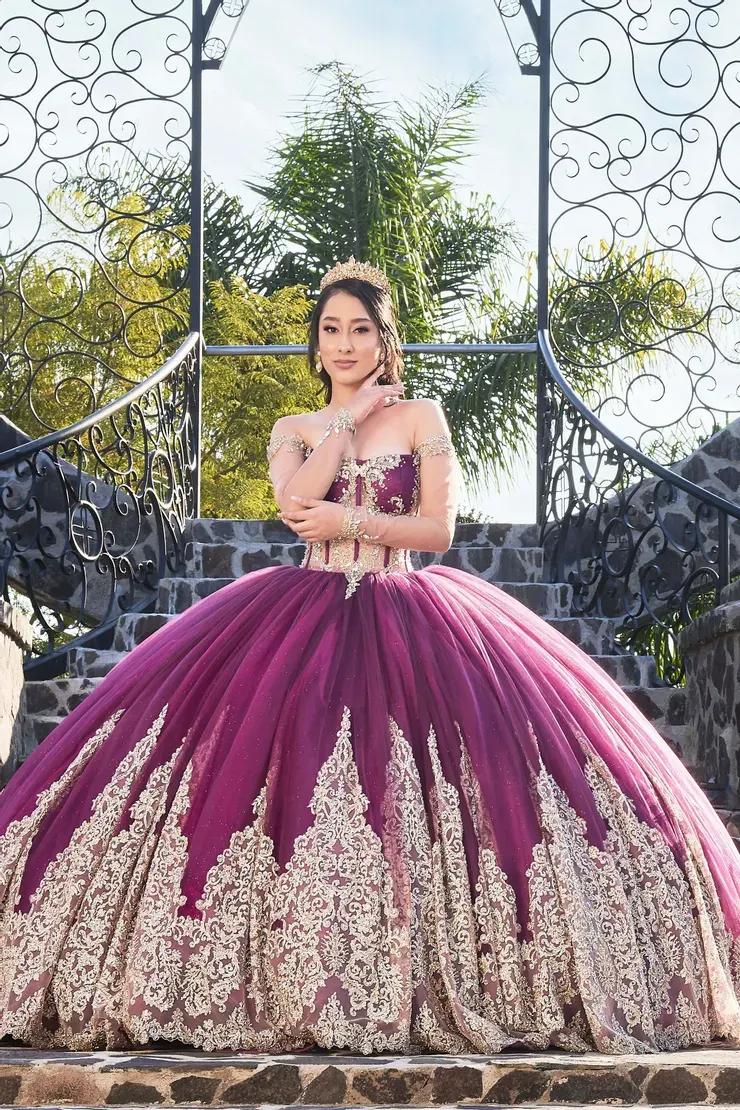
[280,496,346,542]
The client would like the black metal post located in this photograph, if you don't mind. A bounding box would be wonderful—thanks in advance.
[535,0,551,530]
[190,0,204,518]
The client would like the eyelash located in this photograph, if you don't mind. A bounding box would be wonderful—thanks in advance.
[323,325,369,333]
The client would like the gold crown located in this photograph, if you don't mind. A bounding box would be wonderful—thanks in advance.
[319,255,391,294]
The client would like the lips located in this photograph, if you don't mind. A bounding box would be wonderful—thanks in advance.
[335,360,357,367]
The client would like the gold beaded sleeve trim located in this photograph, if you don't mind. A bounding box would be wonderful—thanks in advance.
[413,432,454,458]
[266,432,308,462]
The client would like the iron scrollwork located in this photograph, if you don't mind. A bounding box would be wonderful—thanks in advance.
[0,333,199,674]
[539,0,740,683]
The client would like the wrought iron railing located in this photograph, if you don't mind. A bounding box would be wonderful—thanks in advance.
[538,328,739,685]
[0,332,201,679]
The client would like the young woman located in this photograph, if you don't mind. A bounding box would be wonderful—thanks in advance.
[0,257,738,1056]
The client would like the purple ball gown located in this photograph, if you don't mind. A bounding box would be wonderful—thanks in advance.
[0,424,739,1057]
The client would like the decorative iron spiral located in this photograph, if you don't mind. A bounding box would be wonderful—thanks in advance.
[540,0,740,683]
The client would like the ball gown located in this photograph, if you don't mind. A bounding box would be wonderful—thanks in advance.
[0,419,739,1058]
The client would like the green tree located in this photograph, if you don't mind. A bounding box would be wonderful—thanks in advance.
[4,63,712,511]
[200,277,319,518]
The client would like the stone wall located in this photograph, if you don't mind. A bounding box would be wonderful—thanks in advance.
[678,576,740,804]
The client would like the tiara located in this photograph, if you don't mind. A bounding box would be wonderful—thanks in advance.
[319,255,391,294]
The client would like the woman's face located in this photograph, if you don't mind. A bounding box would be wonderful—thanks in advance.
[317,290,383,387]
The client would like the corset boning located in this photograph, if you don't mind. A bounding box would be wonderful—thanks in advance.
[299,451,419,596]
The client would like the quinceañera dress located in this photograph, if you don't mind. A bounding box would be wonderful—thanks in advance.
[0,410,739,1057]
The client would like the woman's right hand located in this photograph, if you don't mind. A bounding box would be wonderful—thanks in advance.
[342,366,404,426]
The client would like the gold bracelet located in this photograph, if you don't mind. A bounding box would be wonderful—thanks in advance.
[336,506,384,542]
[335,505,357,541]
[315,406,356,450]
[357,509,384,542]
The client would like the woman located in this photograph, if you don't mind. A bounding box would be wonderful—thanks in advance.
[0,257,738,1056]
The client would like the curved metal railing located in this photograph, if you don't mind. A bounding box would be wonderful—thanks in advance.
[537,328,740,684]
[0,332,201,679]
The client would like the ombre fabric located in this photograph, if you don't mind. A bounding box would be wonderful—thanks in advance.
[1,460,740,1053]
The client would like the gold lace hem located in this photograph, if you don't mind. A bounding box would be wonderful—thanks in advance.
[0,702,738,1054]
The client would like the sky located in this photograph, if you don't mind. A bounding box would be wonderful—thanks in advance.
[201,0,542,523]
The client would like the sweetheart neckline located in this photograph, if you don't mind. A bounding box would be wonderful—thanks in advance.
[306,449,417,463]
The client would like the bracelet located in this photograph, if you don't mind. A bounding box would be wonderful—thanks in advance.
[336,506,384,542]
[315,406,356,450]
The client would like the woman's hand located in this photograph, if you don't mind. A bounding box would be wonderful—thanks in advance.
[280,495,347,542]
[342,365,404,427]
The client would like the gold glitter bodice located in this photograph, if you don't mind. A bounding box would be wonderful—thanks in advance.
[266,431,455,598]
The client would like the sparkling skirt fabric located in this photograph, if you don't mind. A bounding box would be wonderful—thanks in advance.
[1,562,739,1054]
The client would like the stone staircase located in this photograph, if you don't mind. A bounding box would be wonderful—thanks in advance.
[10,518,739,844]
[0,1042,739,1108]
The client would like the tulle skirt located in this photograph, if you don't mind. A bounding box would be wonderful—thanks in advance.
[1,562,738,1054]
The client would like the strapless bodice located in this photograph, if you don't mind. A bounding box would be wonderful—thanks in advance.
[316,449,421,515]
[266,431,455,598]
[302,450,421,597]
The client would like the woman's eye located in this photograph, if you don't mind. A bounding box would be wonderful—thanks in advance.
[322,326,369,333]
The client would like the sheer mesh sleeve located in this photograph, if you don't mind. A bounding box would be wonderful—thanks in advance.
[266,431,308,462]
[266,421,309,506]
[413,431,455,458]
[413,408,458,543]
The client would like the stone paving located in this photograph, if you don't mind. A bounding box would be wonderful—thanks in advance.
[0,1043,740,1106]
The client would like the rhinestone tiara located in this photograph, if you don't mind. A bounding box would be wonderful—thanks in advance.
[319,255,391,294]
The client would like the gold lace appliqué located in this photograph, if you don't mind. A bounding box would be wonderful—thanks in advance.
[414,431,454,458]
[0,699,738,1054]
[266,431,308,462]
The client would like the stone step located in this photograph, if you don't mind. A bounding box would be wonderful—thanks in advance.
[22,676,104,718]
[621,684,689,754]
[0,1105,732,1110]
[157,575,238,614]
[66,647,128,679]
[183,541,545,584]
[715,807,740,849]
[622,684,687,726]
[155,574,575,618]
[153,576,609,649]
[19,713,64,750]
[417,545,543,582]
[114,587,611,655]
[186,516,542,549]
[184,539,303,579]
[545,616,616,655]
[112,611,179,652]
[498,580,573,616]
[0,1045,737,1106]
[589,653,659,687]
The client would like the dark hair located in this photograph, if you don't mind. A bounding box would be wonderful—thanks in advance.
[307,277,405,405]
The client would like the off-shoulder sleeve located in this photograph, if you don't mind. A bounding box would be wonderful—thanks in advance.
[413,430,455,459]
[412,406,458,546]
[266,420,309,507]
[266,430,308,462]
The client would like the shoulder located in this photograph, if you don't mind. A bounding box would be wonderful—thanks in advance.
[405,398,451,446]
[266,414,311,461]
[270,413,304,434]
[405,397,447,421]
[269,413,313,444]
